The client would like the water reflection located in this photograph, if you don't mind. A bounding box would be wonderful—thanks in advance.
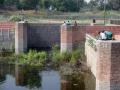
[0,63,95,90]
[15,65,41,89]
[61,73,85,90]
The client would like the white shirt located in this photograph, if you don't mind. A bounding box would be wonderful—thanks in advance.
[100,32,107,40]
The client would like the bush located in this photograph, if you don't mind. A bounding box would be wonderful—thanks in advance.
[51,45,61,63]
[16,50,47,66]
[70,50,80,64]
[9,15,22,22]
[51,51,61,63]
[51,44,85,65]
[61,52,72,62]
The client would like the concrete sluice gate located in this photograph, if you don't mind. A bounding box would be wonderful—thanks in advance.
[15,22,61,54]
[1,21,120,90]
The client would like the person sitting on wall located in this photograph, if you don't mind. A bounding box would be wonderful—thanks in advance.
[62,21,66,26]
[66,21,71,25]
[104,31,113,40]
[98,31,107,40]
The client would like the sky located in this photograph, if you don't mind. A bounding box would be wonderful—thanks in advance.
[85,0,91,3]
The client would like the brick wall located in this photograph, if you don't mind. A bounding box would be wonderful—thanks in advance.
[61,25,120,52]
[0,22,15,29]
[85,34,120,90]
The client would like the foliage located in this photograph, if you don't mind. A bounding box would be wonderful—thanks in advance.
[9,15,21,22]
[51,44,61,63]
[88,0,120,11]
[52,0,84,12]
[0,0,4,5]
[0,0,120,11]
[51,45,85,65]
[16,50,47,66]
[17,0,39,10]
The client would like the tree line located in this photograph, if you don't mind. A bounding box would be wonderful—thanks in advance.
[0,0,119,12]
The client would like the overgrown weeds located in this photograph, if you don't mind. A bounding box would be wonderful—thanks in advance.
[16,50,47,66]
[51,45,85,66]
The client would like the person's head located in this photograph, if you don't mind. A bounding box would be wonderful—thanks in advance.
[101,31,105,33]
[98,31,101,34]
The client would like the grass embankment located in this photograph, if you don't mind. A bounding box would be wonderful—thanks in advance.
[0,10,119,24]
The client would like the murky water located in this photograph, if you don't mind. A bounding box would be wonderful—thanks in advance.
[0,63,95,90]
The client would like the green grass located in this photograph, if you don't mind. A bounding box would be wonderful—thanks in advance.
[0,10,119,24]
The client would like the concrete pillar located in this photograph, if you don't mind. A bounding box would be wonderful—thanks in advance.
[61,25,73,53]
[15,22,27,54]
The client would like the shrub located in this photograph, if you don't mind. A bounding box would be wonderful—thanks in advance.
[51,51,61,63]
[51,44,85,65]
[9,15,22,22]
[61,52,72,62]
[16,50,47,66]
[70,49,81,64]
[51,44,61,63]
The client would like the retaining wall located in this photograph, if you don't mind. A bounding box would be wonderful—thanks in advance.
[61,25,120,52]
[85,34,120,90]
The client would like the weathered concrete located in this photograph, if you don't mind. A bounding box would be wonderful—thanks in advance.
[27,23,60,49]
[15,22,27,54]
[15,22,61,53]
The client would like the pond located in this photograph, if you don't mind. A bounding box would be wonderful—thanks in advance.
[0,63,95,90]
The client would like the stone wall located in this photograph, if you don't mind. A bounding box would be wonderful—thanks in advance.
[27,23,60,49]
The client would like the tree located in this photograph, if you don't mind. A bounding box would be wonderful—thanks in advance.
[88,0,120,11]
[88,0,98,11]
[51,0,84,12]
[17,0,40,10]
[109,0,120,10]
[0,0,4,5]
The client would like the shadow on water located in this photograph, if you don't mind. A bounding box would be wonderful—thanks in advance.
[0,62,96,90]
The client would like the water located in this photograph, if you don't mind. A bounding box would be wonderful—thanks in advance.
[0,63,95,90]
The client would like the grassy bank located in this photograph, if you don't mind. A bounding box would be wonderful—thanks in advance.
[0,10,119,24]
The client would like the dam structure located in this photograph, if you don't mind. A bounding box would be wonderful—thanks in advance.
[0,20,120,90]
